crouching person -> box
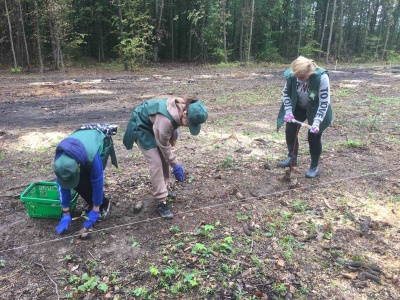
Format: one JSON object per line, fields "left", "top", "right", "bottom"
{"left": 54, "top": 124, "right": 118, "bottom": 234}
{"left": 123, "top": 96, "right": 208, "bottom": 219}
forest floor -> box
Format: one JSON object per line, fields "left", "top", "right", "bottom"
{"left": 0, "top": 63, "right": 399, "bottom": 300}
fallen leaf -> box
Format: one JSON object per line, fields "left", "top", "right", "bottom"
{"left": 71, "top": 265, "right": 79, "bottom": 272}
{"left": 277, "top": 259, "right": 285, "bottom": 267}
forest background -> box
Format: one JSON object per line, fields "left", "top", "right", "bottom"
{"left": 1, "top": 0, "right": 400, "bottom": 72}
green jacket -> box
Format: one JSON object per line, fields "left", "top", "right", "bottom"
{"left": 123, "top": 99, "right": 178, "bottom": 150}
{"left": 277, "top": 68, "right": 333, "bottom": 132}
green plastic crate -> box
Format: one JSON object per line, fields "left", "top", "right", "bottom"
{"left": 20, "top": 181, "right": 78, "bottom": 219}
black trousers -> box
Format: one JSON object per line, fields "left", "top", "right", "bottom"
{"left": 74, "top": 182, "right": 108, "bottom": 209}
{"left": 285, "top": 106, "right": 322, "bottom": 157}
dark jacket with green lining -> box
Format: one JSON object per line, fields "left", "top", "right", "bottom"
{"left": 277, "top": 68, "right": 333, "bottom": 133}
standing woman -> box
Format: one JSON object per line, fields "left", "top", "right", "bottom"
{"left": 276, "top": 56, "right": 333, "bottom": 178}
{"left": 123, "top": 96, "right": 208, "bottom": 219}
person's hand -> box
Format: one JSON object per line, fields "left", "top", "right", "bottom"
{"left": 56, "top": 213, "right": 71, "bottom": 234}
{"left": 83, "top": 210, "right": 99, "bottom": 229}
{"left": 174, "top": 129, "right": 179, "bottom": 140}
{"left": 173, "top": 164, "right": 185, "bottom": 182}
{"left": 310, "top": 125, "right": 320, "bottom": 134}
{"left": 284, "top": 113, "right": 295, "bottom": 122}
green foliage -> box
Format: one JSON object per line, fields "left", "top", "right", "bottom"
{"left": 170, "top": 225, "right": 181, "bottom": 234}
{"left": 196, "top": 224, "right": 215, "bottom": 237}
{"left": 273, "top": 282, "right": 287, "bottom": 295}
{"left": 345, "top": 139, "right": 363, "bottom": 148}
{"left": 236, "top": 212, "right": 251, "bottom": 220}
{"left": 0, "top": 259, "right": 5, "bottom": 267}
{"left": 386, "top": 50, "right": 400, "bottom": 62}
{"left": 133, "top": 287, "right": 147, "bottom": 297}
{"left": 69, "top": 273, "right": 108, "bottom": 293}
{"left": 10, "top": 66, "right": 22, "bottom": 73}
{"left": 149, "top": 265, "right": 159, "bottom": 276}
{"left": 219, "top": 155, "right": 234, "bottom": 168}
{"left": 162, "top": 264, "right": 178, "bottom": 279}
{"left": 131, "top": 236, "right": 140, "bottom": 248}
{"left": 299, "top": 40, "right": 321, "bottom": 58}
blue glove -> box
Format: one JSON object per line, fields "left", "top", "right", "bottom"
{"left": 174, "top": 129, "right": 179, "bottom": 140}
{"left": 83, "top": 210, "right": 99, "bottom": 229}
{"left": 56, "top": 213, "right": 71, "bottom": 234}
{"left": 173, "top": 164, "right": 185, "bottom": 182}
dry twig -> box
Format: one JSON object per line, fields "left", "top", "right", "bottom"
{"left": 210, "top": 250, "right": 252, "bottom": 267}
{"left": 34, "top": 262, "right": 60, "bottom": 300}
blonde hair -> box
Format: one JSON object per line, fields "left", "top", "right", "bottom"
{"left": 290, "top": 56, "right": 320, "bottom": 78}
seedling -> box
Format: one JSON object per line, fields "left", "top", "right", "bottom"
{"left": 219, "top": 155, "right": 234, "bottom": 168}
{"left": 273, "top": 282, "right": 287, "bottom": 295}
{"left": 170, "top": 225, "right": 181, "bottom": 233}
{"left": 69, "top": 273, "right": 108, "bottom": 293}
{"left": 149, "top": 265, "right": 159, "bottom": 276}
{"left": 236, "top": 212, "right": 251, "bottom": 220}
{"left": 131, "top": 236, "right": 140, "bottom": 248}
{"left": 196, "top": 224, "right": 215, "bottom": 237}
{"left": 162, "top": 265, "right": 178, "bottom": 279}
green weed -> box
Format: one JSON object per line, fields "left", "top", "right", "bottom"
{"left": 219, "top": 155, "right": 234, "bottom": 168}
{"left": 131, "top": 236, "right": 140, "bottom": 248}
{"left": 345, "top": 139, "right": 363, "bottom": 147}
{"left": 196, "top": 224, "right": 215, "bottom": 237}
{"left": 236, "top": 212, "right": 251, "bottom": 220}
{"left": 273, "top": 282, "right": 287, "bottom": 295}
{"left": 149, "top": 265, "right": 159, "bottom": 276}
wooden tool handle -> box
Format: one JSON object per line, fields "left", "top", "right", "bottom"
{"left": 293, "top": 120, "right": 312, "bottom": 129}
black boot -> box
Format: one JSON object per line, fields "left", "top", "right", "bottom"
{"left": 157, "top": 202, "right": 173, "bottom": 219}
{"left": 305, "top": 154, "right": 320, "bottom": 178}
{"left": 278, "top": 156, "right": 297, "bottom": 168}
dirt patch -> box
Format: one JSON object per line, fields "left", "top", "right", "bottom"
{"left": 0, "top": 64, "right": 399, "bottom": 299}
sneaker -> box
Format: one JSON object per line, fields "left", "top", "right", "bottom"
{"left": 99, "top": 201, "right": 111, "bottom": 220}
{"left": 157, "top": 202, "right": 173, "bottom": 219}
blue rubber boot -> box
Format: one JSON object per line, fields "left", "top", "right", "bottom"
{"left": 305, "top": 154, "right": 320, "bottom": 178}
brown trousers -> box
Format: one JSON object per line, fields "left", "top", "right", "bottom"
{"left": 138, "top": 143, "right": 169, "bottom": 203}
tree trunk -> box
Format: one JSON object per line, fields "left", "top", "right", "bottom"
{"left": 48, "top": 17, "right": 57, "bottom": 69}
{"left": 5, "top": 0, "right": 18, "bottom": 70}
{"left": 375, "top": 7, "right": 384, "bottom": 59}
{"left": 362, "top": 0, "right": 373, "bottom": 55}
{"left": 326, "top": 0, "right": 337, "bottom": 63}
{"left": 382, "top": 9, "right": 392, "bottom": 60}
{"left": 18, "top": 0, "right": 30, "bottom": 71}
{"left": 153, "top": 0, "right": 164, "bottom": 62}
{"left": 189, "top": 21, "right": 193, "bottom": 61}
{"left": 239, "top": 0, "right": 247, "bottom": 62}
{"left": 297, "top": 0, "right": 303, "bottom": 57}
{"left": 222, "top": 0, "right": 228, "bottom": 63}
{"left": 117, "top": 0, "right": 128, "bottom": 70}
{"left": 50, "top": 0, "right": 65, "bottom": 72}
{"left": 247, "top": 0, "right": 255, "bottom": 62}
{"left": 336, "top": 0, "right": 344, "bottom": 59}
{"left": 319, "top": 0, "right": 330, "bottom": 60}
{"left": 170, "top": 0, "right": 174, "bottom": 61}
{"left": 34, "top": 0, "right": 44, "bottom": 73}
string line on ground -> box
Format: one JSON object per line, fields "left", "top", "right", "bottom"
{"left": 1, "top": 166, "right": 398, "bottom": 254}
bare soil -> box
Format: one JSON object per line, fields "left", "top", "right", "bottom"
{"left": 0, "top": 63, "right": 399, "bottom": 300}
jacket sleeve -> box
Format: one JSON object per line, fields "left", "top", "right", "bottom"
{"left": 56, "top": 178, "right": 71, "bottom": 209}
{"left": 150, "top": 114, "right": 179, "bottom": 167}
{"left": 313, "top": 74, "right": 331, "bottom": 126}
{"left": 282, "top": 82, "right": 293, "bottom": 115}
{"left": 90, "top": 152, "right": 104, "bottom": 206}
